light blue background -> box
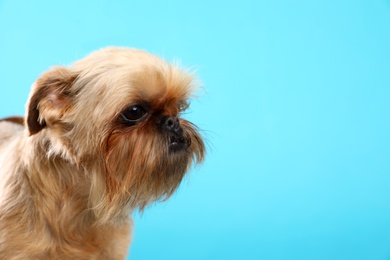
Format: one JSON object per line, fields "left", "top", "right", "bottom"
{"left": 1, "top": 1, "right": 390, "bottom": 259}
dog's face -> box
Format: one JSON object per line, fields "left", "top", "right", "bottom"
{"left": 25, "top": 47, "right": 205, "bottom": 217}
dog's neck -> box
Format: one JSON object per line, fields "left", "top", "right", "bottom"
{"left": 20, "top": 133, "right": 134, "bottom": 226}
{"left": 0, "top": 131, "right": 132, "bottom": 257}
{"left": 21, "top": 138, "right": 96, "bottom": 227}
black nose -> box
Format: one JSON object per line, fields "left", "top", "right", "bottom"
{"left": 161, "top": 116, "right": 188, "bottom": 152}
{"left": 161, "top": 116, "right": 182, "bottom": 135}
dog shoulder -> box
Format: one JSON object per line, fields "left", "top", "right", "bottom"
{"left": 0, "top": 117, "right": 25, "bottom": 147}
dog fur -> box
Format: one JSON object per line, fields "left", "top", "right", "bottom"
{"left": 0, "top": 47, "right": 205, "bottom": 259}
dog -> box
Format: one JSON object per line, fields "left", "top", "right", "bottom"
{"left": 0, "top": 47, "right": 205, "bottom": 259}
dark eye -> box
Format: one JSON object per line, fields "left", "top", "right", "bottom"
{"left": 121, "top": 105, "right": 147, "bottom": 124}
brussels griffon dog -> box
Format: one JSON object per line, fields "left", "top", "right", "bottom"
{"left": 0, "top": 47, "right": 205, "bottom": 259}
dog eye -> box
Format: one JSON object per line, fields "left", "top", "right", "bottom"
{"left": 121, "top": 105, "right": 147, "bottom": 124}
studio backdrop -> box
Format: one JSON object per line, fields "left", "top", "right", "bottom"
{"left": 1, "top": 1, "right": 390, "bottom": 259}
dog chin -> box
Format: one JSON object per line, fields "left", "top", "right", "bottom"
{"left": 169, "top": 141, "right": 188, "bottom": 153}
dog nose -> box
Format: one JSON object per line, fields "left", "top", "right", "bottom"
{"left": 161, "top": 116, "right": 181, "bottom": 134}
{"left": 161, "top": 116, "right": 188, "bottom": 151}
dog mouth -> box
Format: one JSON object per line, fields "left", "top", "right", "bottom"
{"left": 169, "top": 135, "right": 189, "bottom": 152}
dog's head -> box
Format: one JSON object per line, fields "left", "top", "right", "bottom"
{"left": 26, "top": 47, "right": 205, "bottom": 219}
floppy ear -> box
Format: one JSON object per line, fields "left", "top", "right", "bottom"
{"left": 26, "top": 67, "right": 78, "bottom": 136}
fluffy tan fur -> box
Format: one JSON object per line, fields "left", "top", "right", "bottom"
{"left": 0, "top": 47, "right": 205, "bottom": 259}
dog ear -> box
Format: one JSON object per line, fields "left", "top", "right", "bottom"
{"left": 26, "top": 67, "right": 78, "bottom": 136}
